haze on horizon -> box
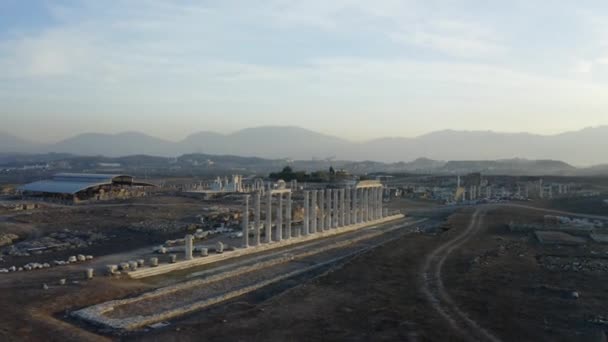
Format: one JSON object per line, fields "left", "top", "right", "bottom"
{"left": 2, "top": 1, "right": 608, "bottom": 143}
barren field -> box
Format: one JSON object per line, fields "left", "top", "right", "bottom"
{"left": 0, "top": 197, "right": 607, "bottom": 341}
{"left": 130, "top": 205, "right": 608, "bottom": 342}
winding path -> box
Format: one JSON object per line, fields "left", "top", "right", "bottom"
{"left": 420, "top": 208, "right": 501, "bottom": 342}
{"left": 419, "top": 203, "right": 607, "bottom": 341}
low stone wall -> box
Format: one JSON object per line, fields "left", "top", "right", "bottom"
{"left": 126, "top": 214, "right": 404, "bottom": 279}
{"left": 72, "top": 217, "right": 416, "bottom": 331}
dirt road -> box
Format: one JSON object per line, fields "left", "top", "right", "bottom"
{"left": 420, "top": 208, "right": 501, "bottom": 342}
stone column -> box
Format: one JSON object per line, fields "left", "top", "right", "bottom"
{"left": 378, "top": 187, "right": 383, "bottom": 218}
{"left": 369, "top": 188, "right": 374, "bottom": 220}
{"left": 371, "top": 188, "right": 376, "bottom": 220}
{"left": 377, "top": 187, "right": 382, "bottom": 219}
{"left": 310, "top": 190, "right": 317, "bottom": 234}
{"left": 363, "top": 188, "right": 369, "bottom": 222}
{"left": 276, "top": 193, "right": 283, "bottom": 241}
{"left": 339, "top": 189, "right": 345, "bottom": 227}
{"left": 332, "top": 189, "right": 339, "bottom": 228}
{"left": 242, "top": 195, "right": 249, "bottom": 248}
{"left": 371, "top": 187, "right": 377, "bottom": 220}
{"left": 345, "top": 187, "right": 351, "bottom": 226}
{"left": 325, "top": 189, "right": 332, "bottom": 230}
{"left": 352, "top": 188, "right": 358, "bottom": 224}
{"left": 303, "top": 191, "right": 309, "bottom": 236}
{"left": 254, "top": 191, "right": 261, "bottom": 245}
{"left": 318, "top": 189, "right": 325, "bottom": 231}
{"left": 265, "top": 191, "right": 272, "bottom": 243}
{"left": 359, "top": 188, "right": 364, "bottom": 222}
{"left": 286, "top": 192, "right": 292, "bottom": 240}
{"left": 185, "top": 234, "right": 194, "bottom": 260}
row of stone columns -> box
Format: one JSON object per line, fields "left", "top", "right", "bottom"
{"left": 302, "top": 186, "right": 384, "bottom": 233}
{"left": 241, "top": 186, "right": 384, "bottom": 249}
{"left": 244, "top": 191, "right": 294, "bottom": 248}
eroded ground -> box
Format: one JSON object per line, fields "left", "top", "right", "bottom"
{"left": 0, "top": 198, "right": 607, "bottom": 341}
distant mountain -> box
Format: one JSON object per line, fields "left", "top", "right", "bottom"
{"left": 47, "top": 132, "right": 177, "bottom": 157}
{"left": 2, "top": 125, "right": 608, "bottom": 165}
{"left": 2, "top": 151, "right": 606, "bottom": 176}
{"left": 0, "top": 132, "right": 41, "bottom": 153}
{"left": 180, "top": 126, "right": 350, "bottom": 159}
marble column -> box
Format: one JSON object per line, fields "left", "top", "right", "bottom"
{"left": 286, "top": 192, "right": 292, "bottom": 240}
{"left": 345, "top": 187, "right": 351, "bottom": 226}
{"left": 371, "top": 187, "right": 377, "bottom": 220}
{"left": 265, "top": 191, "right": 272, "bottom": 243}
{"left": 359, "top": 188, "right": 364, "bottom": 222}
{"left": 318, "top": 189, "right": 325, "bottom": 231}
{"left": 325, "top": 189, "right": 332, "bottom": 230}
{"left": 378, "top": 187, "right": 383, "bottom": 218}
{"left": 310, "top": 190, "right": 317, "bottom": 234}
{"left": 276, "top": 193, "right": 283, "bottom": 241}
{"left": 254, "top": 191, "right": 261, "bottom": 245}
{"left": 371, "top": 188, "right": 376, "bottom": 220}
{"left": 363, "top": 188, "right": 369, "bottom": 222}
{"left": 352, "top": 188, "right": 358, "bottom": 224}
{"left": 242, "top": 195, "right": 249, "bottom": 248}
{"left": 185, "top": 234, "right": 194, "bottom": 260}
{"left": 369, "top": 188, "right": 374, "bottom": 220}
{"left": 333, "top": 189, "right": 339, "bottom": 228}
{"left": 339, "top": 189, "right": 345, "bottom": 227}
{"left": 303, "top": 191, "right": 309, "bottom": 236}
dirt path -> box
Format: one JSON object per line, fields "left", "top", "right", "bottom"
{"left": 420, "top": 208, "right": 501, "bottom": 342}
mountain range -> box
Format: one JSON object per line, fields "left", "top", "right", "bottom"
{"left": 1, "top": 126, "right": 608, "bottom": 166}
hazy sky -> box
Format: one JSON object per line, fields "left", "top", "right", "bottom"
{"left": 2, "top": 1, "right": 608, "bottom": 143}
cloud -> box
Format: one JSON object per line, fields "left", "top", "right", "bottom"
{"left": 574, "top": 60, "right": 594, "bottom": 74}
{"left": 1, "top": 0, "right": 608, "bottom": 141}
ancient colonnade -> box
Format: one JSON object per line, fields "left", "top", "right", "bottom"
{"left": 239, "top": 183, "right": 385, "bottom": 249}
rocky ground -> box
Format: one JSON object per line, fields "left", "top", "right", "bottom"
{"left": 0, "top": 199, "right": 606, "bottom": 341}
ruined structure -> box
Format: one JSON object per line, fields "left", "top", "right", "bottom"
{"left": 18, "top": 173, "right": 156, "bottom": 203}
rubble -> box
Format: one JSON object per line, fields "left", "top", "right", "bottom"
{"left": 541, "top": 256, "right": 608, "bottom": 274}
{"left": 0, "top": 233, "right": 19, "bottom": 247}
{"left": 1, "top": 230, "right": 107, "bottom": 257}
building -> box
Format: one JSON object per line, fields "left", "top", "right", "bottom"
{"left": 210, "top": 175, "right": 243, "bottom": 193}
{"left": 19, "top": 173, "right": 156, "bottom": 203}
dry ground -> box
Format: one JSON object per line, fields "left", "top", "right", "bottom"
{"left": 131, "top": 206, "right": 608, "bottom": 342}
{"left": 0, "top": 200, "right": 607, "bottom": 341}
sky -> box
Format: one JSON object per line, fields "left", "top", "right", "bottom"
{"left": 2, "top": 0, "right": 608, "bottom": 143}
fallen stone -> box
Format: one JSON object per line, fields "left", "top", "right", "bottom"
{"left": 106, "top": 264, "right": 118, "bottom": 275}
{"left": 216, "top": 241, "right": 224, "bottom": 254}
{"left": 128, "top": 261, "right": 138, "bottom": 271}
{"left": 85, "top": 268, "right": 94, "bottom": 280}
{"left": 149, "top": 257, "right": 158, "bottom": 267}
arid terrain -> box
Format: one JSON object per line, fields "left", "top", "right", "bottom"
{"left": 0, "top": 193, "right": 606, "bottom": 341}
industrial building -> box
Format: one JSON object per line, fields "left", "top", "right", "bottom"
{"left": 19, "top": 173, "right": 156, "bottom": 203}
